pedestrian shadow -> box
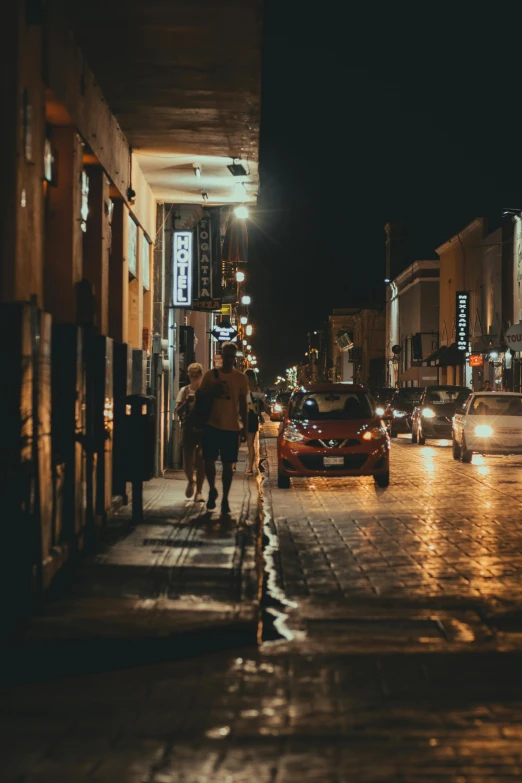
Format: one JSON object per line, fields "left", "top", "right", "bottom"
{"left": 194, "top": 511, "right": 237, "bottom": 538}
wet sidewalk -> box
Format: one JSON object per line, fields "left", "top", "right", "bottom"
{"left": 6, "top": 443, "right": 262, "bottom": 682}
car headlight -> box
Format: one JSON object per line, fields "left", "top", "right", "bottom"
{"left": 393, "top": 410, "right": 407, "bottom": 418}
{"left": 375, "top": 406, "right": 385, "bottom": 416}
{"left": 362, "top": 426, "right": 387, "bottom": 441}
{"left": 422, "top": 408, "right": 436, "bottom": 419}
{"left": 282, "top": 426, "right": 304, "bottom": 442}
{"left": 273, "top": 404, "right": 283, "bottom": 412}
{"left": 474, "top": 424, "right": 493, "bottom": 437}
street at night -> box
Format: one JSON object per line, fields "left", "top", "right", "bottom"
{"left": 4, "top": 424, "right": 522, "bottom": 781}
{"left": 4, "top": 2, "right": 522, "bottom": 781}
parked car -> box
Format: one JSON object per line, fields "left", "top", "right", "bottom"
{"left": 270, "top": 391, "right": 292, "bottom": 422}
{"left": 385, "top": 387, "right": 424, "bottom": 437}
{"left": 276, "top": 383, "right": 390, "bottom": 488}
{"left": 370, "top": 387, "right": 396, "bottom": 416}
{"left": 411, "top": 385, "right": 471, "bottom": 444}
{"left": 452, "top": 392, "right": 522, "bottom": 462}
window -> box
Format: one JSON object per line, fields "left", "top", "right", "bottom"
{"left": 141, "top": 232, "right": 150, "bottom": 290}
{"left": 469, "top": 395, "right": 522, "bottom": 417}
{"left": 127, "top": 214, "right": 137, "bottom": 277}
{"left": 292, "top": 391, "right": 373, "bottom": 421}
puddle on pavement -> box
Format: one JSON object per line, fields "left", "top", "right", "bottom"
{"left": 258, "top": 473, "right": 298, "bottom": 644}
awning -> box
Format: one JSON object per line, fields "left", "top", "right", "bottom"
{"left": 400, "top": 366, "right": 439, "bottom": 383}
{"left": 426, "top": 342, "right": 465, "bottom": 367}
{"left": 221, "top": 215, "right": 248, "bottom": 264}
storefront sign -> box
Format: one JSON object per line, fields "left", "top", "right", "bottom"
{"left": 505, "top": 322, "right": 522, "bottom": 348}
{"left": 211, "top": 322, "right": 238, "bottom": 342}
{"left": 221, "top": 304, "right": 231, "bottom": 317}
{"left": 196, "top": 217, "right": 212, "bottom": 298}
{"left": 189, "top": 298, "right": 222, "bottom": 312}
{"left": 173, "top": 231, "right": 193, "bottom": 306}
{"left": 456, "top": 291, "right": 470, "bottom": 351}
{"left": 468, "top": 353, "right": 483, "bottom": 367}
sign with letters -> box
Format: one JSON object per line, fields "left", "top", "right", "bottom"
{"left": 173, "top": 231, "right": 193, "bottom": 306}
{"left": 211, "top": 322, "right": 238, "bottom": 342}
{"left": 456, "top": 291, "right": 470, "bottom": 351}
{"left": 196, "top": 217, "right": 213, "bottom": 298}
{"left": 188, "top": 298, "right": 222, "bottom": 312}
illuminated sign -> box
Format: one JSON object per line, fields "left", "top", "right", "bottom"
{"left": 211, "top": 322, "right": 238, "bottom": 342}
{"left": 196, "top": 217, "right": 212, "bottom": 298}
{"left": 468, "top": 353, "right": 483, "bottom": 367}
{"left": 189, "top": 298, "right": 222, "bottom": 312}
{"left": 456, "top": 291, "right": 469, "bottom": 351}
{"left": 173, "top": 231, "right": 193, "bottom": 306}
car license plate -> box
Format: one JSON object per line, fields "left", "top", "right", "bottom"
{"left": 323, "top": 456, "right": 344, "bottom": 466}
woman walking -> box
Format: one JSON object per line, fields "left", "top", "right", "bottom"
{"left": 175, "top": 362, "right": 206, "bottom": 501}
{"left": 245, "top": 369, "right": 265, "bottom": 474}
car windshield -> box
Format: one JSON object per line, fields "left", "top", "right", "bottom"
{"left": 292, "top": 391, "right": 373, "bottom": 420}
{"left": 396, "top": 389, "right": 423, "bottom": 403}
{"left": 469, "top": 395, "right": 522, "bottom": 416}
{"left": 425, "top": 388, "right": 470, "bottom": 405}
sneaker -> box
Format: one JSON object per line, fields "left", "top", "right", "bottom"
{"left": 185, "top": 481, "right": 195, "bottom": 499}
{"left": 207, "top": 487, "right": 218, "bottom": 510}
{"left": 195, "top": 492, "right": 205, "bottom": 502}
{"left": 221, "top": 499, "right": 231, "bottom": 514}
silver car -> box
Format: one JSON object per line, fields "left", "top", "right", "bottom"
{"left": 452, "top": 392, "right": 522, "bottom": 463}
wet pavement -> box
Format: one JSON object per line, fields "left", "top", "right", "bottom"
{"left": 3, "top": 425, "right": 522, "bottom": 781}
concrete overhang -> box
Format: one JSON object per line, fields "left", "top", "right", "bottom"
{"left": 59, "top": 0, "right": 262, "bottom": 206}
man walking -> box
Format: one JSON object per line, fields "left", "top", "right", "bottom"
{"left": 200, "top": 342, "right": 248, "bottom": 514}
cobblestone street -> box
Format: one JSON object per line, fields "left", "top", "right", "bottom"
{"left": 3, "top": 424, "right": 522, "bottom": 781}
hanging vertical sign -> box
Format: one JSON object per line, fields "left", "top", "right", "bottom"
{"left": 456, "top": 291, "right": 470, "bottom": 351}
{"left": 173, "top": 231, "right": 193, "bottom": 306}
{"left": 196, "top": 216, "right": 213, "bottom": 298}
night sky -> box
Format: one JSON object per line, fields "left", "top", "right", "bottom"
{"left": 249, "top": 3, "right": 520, "bottom": 386}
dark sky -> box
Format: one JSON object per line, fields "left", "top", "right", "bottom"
{"left": 249, "top": 3, "right": 520, "bottom": 386}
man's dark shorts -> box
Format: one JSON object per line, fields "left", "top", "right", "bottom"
{"left": 203, "top": 426, "right": 240, "bottom": 463}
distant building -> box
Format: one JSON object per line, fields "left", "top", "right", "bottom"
{"left": 387, "top": 260, "right": 440, "bottom": 387}
{"left": 329, "top": 307, "right": 385, "bottom": 387}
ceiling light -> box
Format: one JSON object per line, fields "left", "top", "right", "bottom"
{"left": 227, "top": 158, "right": 248, "bottom": 177}
{"left": 234, "top": 205, "right": 249, "bottom": 219}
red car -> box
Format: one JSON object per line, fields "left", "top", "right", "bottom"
{"left": 276, "top": 384, "right": 390, "bottom": 488}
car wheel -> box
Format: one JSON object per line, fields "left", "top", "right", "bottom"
{"left": 461, "top": 436, "right": 472, "bottom": 463}
{"left": 277, "top": 469, "right": 290, "bottom": 489}
{"left": 452, "top": 437, "right": 461, "bottom": 460}
{"left": 411, "top": 425, "right": 418, "bottom": 444}
{"left": 374, "top": 470, "right": 390, "bottom": 488}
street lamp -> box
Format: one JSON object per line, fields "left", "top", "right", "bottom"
{"left": 236, "top": 271, "right": 245, "bottom": 282}
{"left": 241, "top": 295, "right": 251, "bottom": 305}
{"left": 240, "top": 316, "right": 248, "bottom": 325}
{"left": 246, "top": 324, "right": 253, "bottom": 336}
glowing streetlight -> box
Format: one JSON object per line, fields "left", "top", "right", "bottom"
{"left": 242, "top": 339, "right": 247, "bottom": 345}
{"left": 234, "top": 205, "right": 249, "bottom": 219}
{"left": 240, "top": 316, "right": 248, "bottom": 325}
{"left": 246, "top": 324, "right": 253, "bottom": 336}
{"left": 236, "top": 271, "right": 245, "bottom": 282}
{"left": 241, "top": 295, "right": 251, "bottom": 305}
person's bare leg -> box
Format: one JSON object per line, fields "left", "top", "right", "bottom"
{"left": 205, "top": 458, "right": 216, "bottom": 491}
{"left": 195, "top": 447, "right": 206, "bottom": 495}
{"left": 222, "top": 462, "right": 234, "bottom": 502}
{"left": 183, "top": 440, "right": 196, "bottom": 497}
